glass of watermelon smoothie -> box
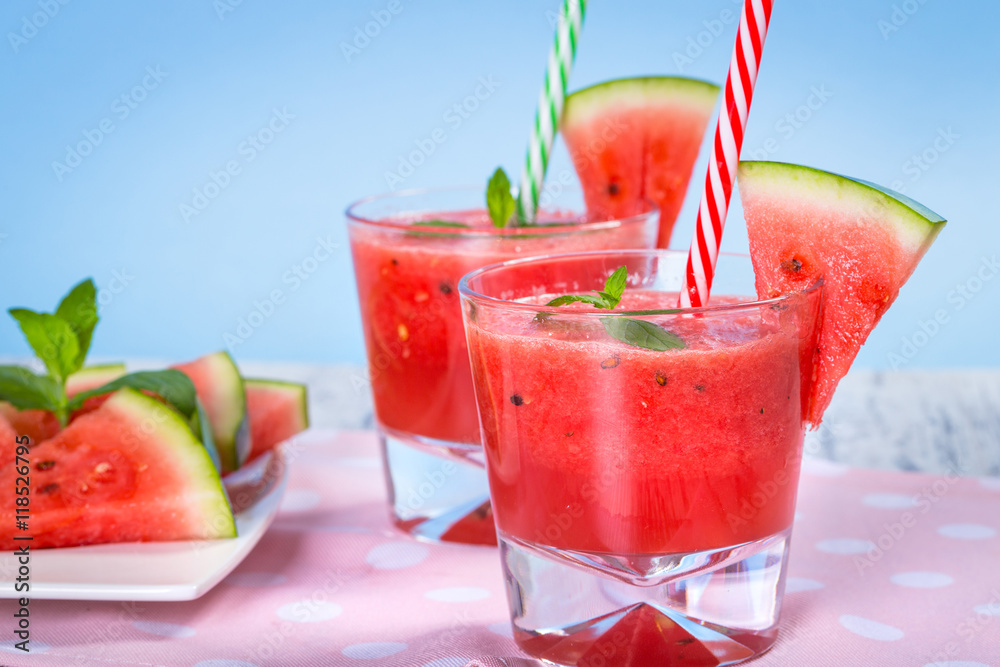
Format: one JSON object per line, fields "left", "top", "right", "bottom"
{"left": 346, "top": 187, "right": 658, "bottom": 545}
{"left": 459, "top": 249, "right": 822, "bottom": 665}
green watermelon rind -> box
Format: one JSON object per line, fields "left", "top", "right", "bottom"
{"left": 244, "top": 378, "right": 310, "bottom": 430}
{"left": 563, "top": 76, "right": 720, "bottom": 127}
{"left": 177, "top": 351, "right": 250, "bottom": 474}
{"left": 65, "top": 363, "right": 126, "bottom": 396}
{"left": 737, "top": 161, "right": 947, "bottom": 255}
{"left": 107, "top": 388, "right": 236, "bottom": 538}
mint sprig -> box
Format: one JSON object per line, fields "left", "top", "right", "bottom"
{"left": 487, "top": 167, "right": 517, "bottom": 228}
{"left": 541, "top": 265, "right": 687, "bottom": 352}
{"left": 1, "top": 280, "right": 199, "bottom": 429}
{"left": 545, "top": 266, "right": 627, "bottom": 309}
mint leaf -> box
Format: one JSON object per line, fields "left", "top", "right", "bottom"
{"left": 8, "top": 309, "right": 81, "bottom": 384}
{"left": 55, "top": 278, "right": 98, "bottom": 369}
{"left": 0, "top": 365, "right": 62, "bottom": 413}
{"left": 601, "top": 317, "right": 686, "bottom": 351}
{"left": 67, "top": 369, "right": 197, "bottom": 418}
{"left": 544, "top": 266, "right": 629, "bottom": 310}
{"left": 545, "top": 293, "right": 608, "bottom": 308}
{"left": 603, "top": 266, "right": 627, "bottom": 306}
{"left": 411, "top": 220, "right": 470, "bottom": 228}
{"left": 487, "top": 167, "right": 516, "bottom": 228}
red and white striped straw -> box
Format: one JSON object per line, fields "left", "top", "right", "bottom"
{"left": 679, "top": 0, "right": 774, "bottom": 308}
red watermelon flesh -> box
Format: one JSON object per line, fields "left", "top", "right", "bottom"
{"left": 0, "top": 388, "right": 235, "bottom": 550}
{"left": 245, "top": 378, "right": 308, "bottom": 460}
{"left": 739, "top": 161, "right": 945, "bottom": 425}
{"left": 0, "top": 404, "right": 59, "bottom": 445}
{"left": 561, "top": 76, "right": 719, "bottom": 248}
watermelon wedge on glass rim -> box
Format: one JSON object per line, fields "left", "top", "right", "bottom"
{"left": 738, "top": 161, "right": 946, "bottom": 425}
{"left": 561, "top": 76, "right": 719, "bottom": 248}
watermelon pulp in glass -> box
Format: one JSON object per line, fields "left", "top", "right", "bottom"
{"left": 466, "top": 290, "right": 819, "bottom": 554}
{"left": 348, "top": 200, "right": 657, "bottom": 447}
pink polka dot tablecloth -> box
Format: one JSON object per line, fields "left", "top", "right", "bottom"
{"left": 5, "top": 430, "right": 1000, "bottom": 667}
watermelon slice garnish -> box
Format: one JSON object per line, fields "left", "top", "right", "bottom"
{"left": 0, "top": 388, "right": 236, "bottom": 550}
{"left": 174, "top": 351, "right": 250, "bottom": 474}
{"left": 738, "top": 161, "right": 946, "bottom": 425}
{"left": 245, "top": 378, "right": 309, "bottom": 461}
{"left": 561, "top": 76, "right": 719, "bottom": 248}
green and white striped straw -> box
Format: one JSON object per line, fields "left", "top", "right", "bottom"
{"left": 516, "top": 0, "right": 587, "bottom": 223}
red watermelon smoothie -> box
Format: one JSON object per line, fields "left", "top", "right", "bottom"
{"left": 460, "top": 249, "right": 822, "bottom": 665}
{"left": 346, "top": 187, "right": 657, "bottom": 545}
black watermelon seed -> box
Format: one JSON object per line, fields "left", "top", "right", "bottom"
{"left": 565, "top": 431, "right": 574, "bottom": 437}
{"left": 510, "top": 394, "right": 524, "bottom": 406}
{"left": 391, "top": 258, "right": 399, "bottom": 266}
{"left": 608, "top": 183, "right": 620, "bottom": 196}
{"left": 780, "top": 258, "right": 803, "bottom": 273}
{"left": 655, "top": 371, "right": 668, "bottom": 386}
{"left": 39, "top": 483, "right": 58, "bottom": 494}
{"left": 36, "top": 460, "right": 55, "bottom": 471}
{"left": 439, "top": 282, "right": 453, "bottom": 295}
{"left": 694, "top": 384, "right": 706, "bottom": 392}
{"left": 601, "top": 355, "right": 621, "bottom": 369}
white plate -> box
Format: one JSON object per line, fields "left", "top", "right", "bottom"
{"left": 0, "top": 446, "right": 288, "bottom": 601}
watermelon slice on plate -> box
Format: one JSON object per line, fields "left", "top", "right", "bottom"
{"left": 0, "top": 388, "right": 235, "bottom": 550}
{"left": 738, "top": 161, "right": 946, "bottom": 425}
{"left": 174, "top": 351, "right": 250, "bottom": 474}
{"left": 244, "top": 378, "right": 309, "bottom": 460}
{"left": 561, "top": 76, "right": 719, "bottom": 248}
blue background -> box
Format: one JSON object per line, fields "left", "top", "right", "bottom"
{"left": 1, "top": 0, "right": 997, "bottom": 369}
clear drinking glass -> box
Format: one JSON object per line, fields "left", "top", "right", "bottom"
{"left": 346, "top": 188, "right": 658, "bottom": 545}
{"left": 460, "top": 249, "right": 822, "bottom": 664}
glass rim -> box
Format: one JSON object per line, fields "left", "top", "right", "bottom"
{"left": 458, "top": 248, "right": 824, "bottom": 318}
{"left": 344, "top": 185, "right": 659, "bottom": 237}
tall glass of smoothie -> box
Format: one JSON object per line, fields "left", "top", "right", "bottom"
{"left": 460, "top": 249, "right": 822, "bottom": 665}
{"left": 347, "top": 187, "right": 658, "bottom": 545}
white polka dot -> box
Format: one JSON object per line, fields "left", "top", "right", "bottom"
{"left": 891, "top": 572, "right": 954, "bottom": 588}
{"left": 226, "top": 572, "right": 288, "bottom": 587}
{"left": 279, "top": 489, "right": 321, "bottom": 513}
{"left": 366, "top": 542, "right": 429, "bottom": 570}
{"left": 487, "top": 620, "right": 513, "bottom": 638}
{"left": 979, "top": 477, "right": 1000, "bottom": 492}
{"left": 802, "top": 458, "right": 850, "bottom": 477}
{"left": 816, "top": 538, "right": 875, "bottom": 555}
{"left": 424, "top": 587, "right": 491, "bottom": 602}
{"left": 973, "top": 602, "right": 1000, "bottom": 617}
{"left": 863, "top": 493, "right": 918, "bottom": 509}
{"left": 195, "top": 661, "right": 261, "bottom": 667}
{"left": 785, "top": 577, "right": 825, "bottom": 593}
{"left": 337, "top": 457, "right": 381, "bottom": 469}
{"left": 924, "top": 662, "right": 992, "bottom": 667}
{"left": 0, "top": 640, "right": 50, "bottom": 653}
{"left": 838, "top": 615, "right": 904, "bottom": 641}
{"left": 341, "top": 642, "right": 408, "bottom": 659}
{"left": 276, "top": 600, "right": 343, "bottom": 623}
{"left": 938, "top": 524, "right": 997, "bottom": 540}
{"left": 132, "top": 621, "right": 196, "bottom": 638}
{"left": 423, "top": 659, "right": 471, "bottom": 667}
